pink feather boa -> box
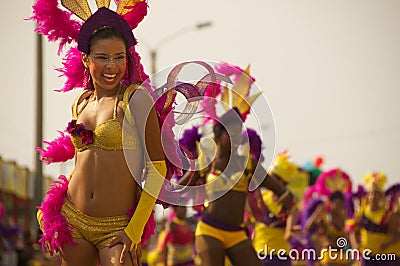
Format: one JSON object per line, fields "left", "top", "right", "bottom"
{"left": 36, "top": 131, "right": 75, "bottom": 164}
{"left": 38, "top": 175, "right": 74, "bottom": 255}
{"left": 38, "top": 175, "right": 157, "bottom": 255}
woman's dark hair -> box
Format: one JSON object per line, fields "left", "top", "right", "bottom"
{"left": 213, "top": 107, "right": 242, "bottom": 139}
{"left": 89, "top": 26, "right": 128, "bottom": 53}
{"left": 329, "top": 190, "right": 345, "bottom": 202}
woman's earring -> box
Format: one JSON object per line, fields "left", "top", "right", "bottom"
{"left": 83, "top": 67, "right": 91, "bottom": 89}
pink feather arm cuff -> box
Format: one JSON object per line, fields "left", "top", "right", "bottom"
{"left": 36, "top": 131, "right": 75, "bottom": 164}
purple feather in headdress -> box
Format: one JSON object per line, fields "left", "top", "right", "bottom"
{"left": 242, "top": 128, "right": 264, "bottom": 162}
{"left": 302, "top": 198, "right": 324, "bottom": 266}
{"left": 35, "top": 131, "right": 75, "bottom": 164}
{"left": 385, "top": 183, "right": 400, "bottom": 198}
{"left": 302, "top": 185, "right": 322, "bottom": 208}
{"left": 344, "top": 192, "right": 355, "bottom": 219}
{"left": 177, "top": 126, "right": 202, "bottom": 176}
{"left": 301, "top": 197, "right": 325, "bottom": 232}
{"left": 353, "top": 185, "right": 366, "bottom": 201}
{"left": 179, "top": 126, "right": 202, "bottom": 159}
{"left": 301, "top": 197, "right": 325, "bottom": 260}
{"left": 385, "top": 183, "right": 400, "bottom": 211}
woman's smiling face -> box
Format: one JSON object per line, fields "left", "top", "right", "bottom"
{"left": 85, "top": 36, "right": 127, "bottom": 91}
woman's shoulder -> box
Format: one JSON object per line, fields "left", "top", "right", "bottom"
{"left": 74, "top": 89, "right": 93, "bottom": 105}
{"left": 72, "top": 89, "right": 93, "bottom": 117}
{"left": 124, "top": 83, "right": 150, "bottom": 97}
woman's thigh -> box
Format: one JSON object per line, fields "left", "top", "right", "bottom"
{"left": 195, "top": 235, "right": 226, "bottom": 266}
{"left": 59, "top": 238, "right": 98, "bottom": 266}
{"left": 99, "top": 244, "right": 134, "bottom": 266}
{"left": 226, "top": 239, "right": 263, "bottom": 266}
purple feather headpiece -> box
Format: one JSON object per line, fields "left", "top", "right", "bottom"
{"left": 386, "top": 183, "right": 400, "bottom": 211}
{"left": 242, "top": 128, "right": 264, "bottom": 162}
{"left": 179, "top": 126, "right": 202, "bottom": 159}
{"left": 30, "top": 0, "right": 149, "bottom": 92}
{"left": 78, "top": 7, "right": 136, "bottom": 54}
{"left": 301, "top": 197, "right": 325, "bottom": 231}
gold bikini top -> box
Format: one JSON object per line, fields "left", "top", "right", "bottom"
{"left": 69, "top": 85, "right": 141, "bottom": 152}
{"left": 205, "top": 159, "right": 253, "bottom": 195}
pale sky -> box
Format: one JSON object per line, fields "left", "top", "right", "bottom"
{"left": 1, "top": 0, "right": 399, "bottom": 187}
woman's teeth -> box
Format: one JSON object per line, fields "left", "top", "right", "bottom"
{"left": 103, "top": 73, "right": 117, "bottom": 80}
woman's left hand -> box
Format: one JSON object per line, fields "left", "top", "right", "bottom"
{"left": 108, "top": 230, "right": 142, "bottom": 265}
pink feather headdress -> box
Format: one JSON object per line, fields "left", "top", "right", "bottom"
{"left": 200, "top": 62, "right": 259, "bottom": 124}
{"left": 31, "top": 0, "right": 149, "bottom": 163}
{"left": 30, "top": 0, "right": 149, "bottom": 92}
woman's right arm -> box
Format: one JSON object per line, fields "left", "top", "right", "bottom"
{"left": 252, "top": 162, "right": 294, "bottom": 210}
{"left": 110, "top": 87, "right": 166, "bottom": 264}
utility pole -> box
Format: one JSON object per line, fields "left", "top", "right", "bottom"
{"left": 34, "top": 30, "right": 43, "bottom": 210}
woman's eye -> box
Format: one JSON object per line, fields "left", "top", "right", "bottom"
{"left": 116, "top": 55, "right": 126, "bottom": 61}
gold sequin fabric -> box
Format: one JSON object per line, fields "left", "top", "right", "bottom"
{"left": 71, "top": 85, "right": 141, "bottom": 152}
{"left": 61, "top": 0, "right": 92, "bottom": 21}
{"left": 61, "top": 199, "right": 130, "bottom": 249}
{"left": 95, "top": 0, "right": 111, "bottom": 9}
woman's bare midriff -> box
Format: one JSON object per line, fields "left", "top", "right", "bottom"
{"left": 205, "top": 190, "right": 247, "bottom": 226}
{"left": 67, "top": 149, "right": 142, "bottom": 217}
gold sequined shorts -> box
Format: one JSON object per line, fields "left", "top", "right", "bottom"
{"left": 61, "top": 199, "right": 130, "bottom": 249}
